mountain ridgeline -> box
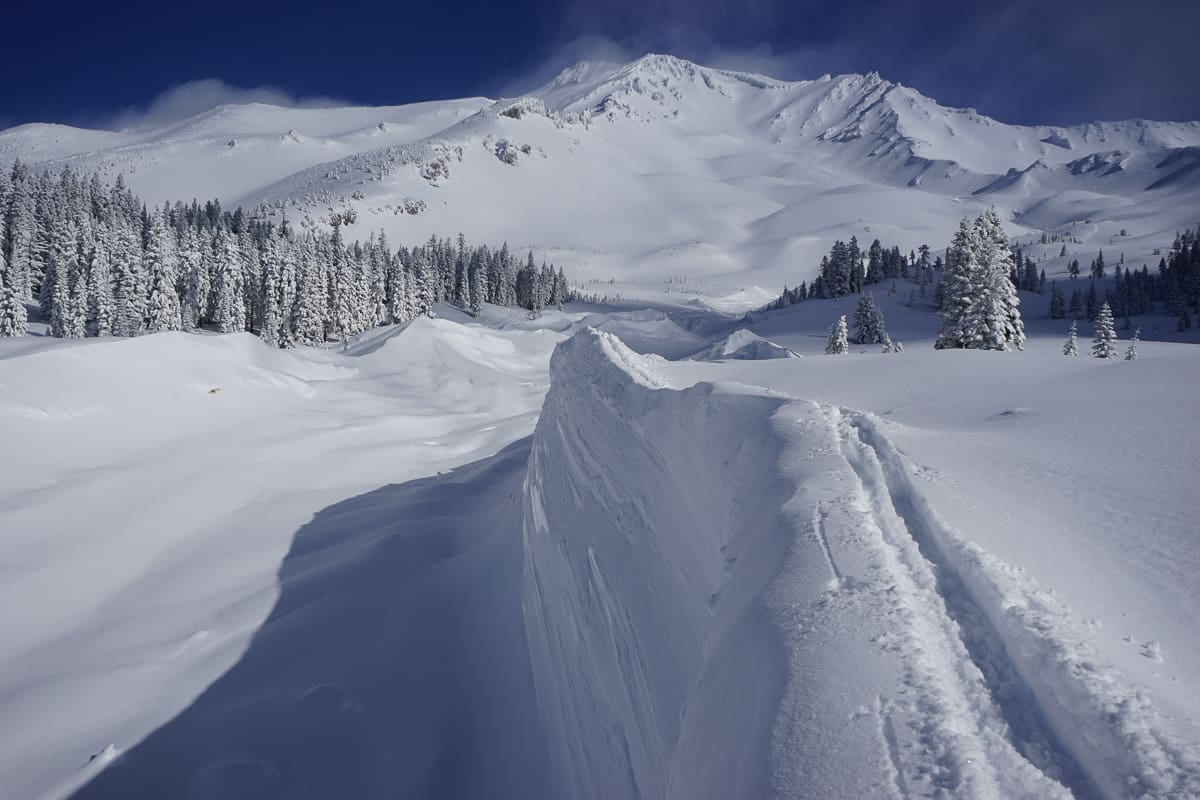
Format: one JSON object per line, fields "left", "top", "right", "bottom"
{"left": 2, "top": 54, "right": 1197, "bottom": 296}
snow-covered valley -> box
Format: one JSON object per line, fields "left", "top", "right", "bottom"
{"left": 2, "top": 54, "right": 1199, "bottom": 799}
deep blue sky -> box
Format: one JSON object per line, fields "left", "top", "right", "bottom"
{"left": 3, "top": 0, "right": 1197, "bottom": 130}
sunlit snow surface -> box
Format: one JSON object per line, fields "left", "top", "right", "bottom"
{"left": 2, "top": 293, "right": 1198, "bottom": 799}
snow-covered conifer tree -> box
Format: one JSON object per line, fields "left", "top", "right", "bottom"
{"left": 277, "top": 236, "right": 298, "bottom": 347}
{"left": 143, "top": 210, "right": 181, "bottom": 333}
{"left": 85, "top": 239, "right": 115, "bottom": 337}
{"left": 214, "top": 231, "right": 246, "bottom": 333}
{"left": 258, "top": 235, "right": 282, "bottom": 347}
{"left": 411, "top": 249, "right": 434, "bottom": 318}
{"left": 112, "top": 224, "right": 146, "bottom": 337}
{"left": 1091, "top": 302, "right": 1118, "bottom": 359}
{"left": 825, "top": 315, "right": 849, "bottom": 354}
{"left": 179, "top": 228, "right": 207, "bottom": 331}
{"left": 935, "top": 217, "right": 979, "bottom": 349}
{"left": 969, "top": 209, "right": 1025, "bottom": 350}
{"left": 853, "top": 292, "right": 887, "bottom": 344}
{"left": 1063, "top": 321, "right": 1079, "bottom": 356}
{"left": 5, "top": 164, "right": 37, "bottom": 300}
{"left": 0, "top": 282, "right": 27, "bottom": 337}
{"left": 936, "top": 210, "right": 1023, "bottom": 350}
{"left": 1124, "top": 328, "right": 1140, "bottom": 361}
{"left": 292, "top": 236, "right": 326, "bottom": 345}
{"left": 145, "top": 266, "right": 182, "bottom": 333}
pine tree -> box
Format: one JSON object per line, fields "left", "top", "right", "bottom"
{"left": 146, "top": 266, "right": 182, "bottom": 333}
{"left": 969, "top": 209, "right": 1025, "bottom": 350}
{"left": 853, "top": 291, "right": 889, "bottom": 345}
{"left": 179, "top": 228, "right": 207, "bottom": 331}
{"left": 1047, "top": 282, "right": 1065, "bottom": 319}
{"left": 112, "top": 226, "right": 146, "bottom": 337}
{"left": 0, "top": 282, "right": 27, "bottom": 337}
{"left": 935, "top": 210, "right": 1024, "bottom": 350}
{"left": 1068, "top": 290, "right": 1083, "bottom": 320}
{"left": 467, "top": 250, "right": 483, "bottom": 317}
{"left": 825, "top": 315, "right": 849, "bottom": 354}
{"left": 1124, "top": 328, "right": 1140, "bottom": 361}
{"left": 258, "top": 235, "right": 283, "bottom": 347}
{"left": 143, "top": 210, "right": 181, "bottom": 333}
{"left": 935, "top": 217, "right": 979, "bottom": 349}
{"left": 1090, "top": 302, "right": 1118, "bottom": 359}
{"left": 214, "top": 231, "right": 246, "bottom": 333}
{"left": 1063, "top": 321, "right": 1079, "bottom": 356}
{"left": 5, "top": 164, "right": 38, "bottom": 300}
{"left": 85, "top": 239, "right": 115, "bottom": 336}
{"left": 293, "top": 236, "right": 326, "bottom": 345}
{"left": 277, "top": 236, "right": 298, "bottom": 347}
{"left": 411, "top": 249, "right": 434, "bottom": 318}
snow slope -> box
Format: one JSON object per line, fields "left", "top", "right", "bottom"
{"left": 0, "top": 319, "right": 561, "bottom": 800}
{"left": 2, "top": 298, "right": 1198, "bottom": 798}
{"left": 4, "top": 54, "right": 1198, "bottom": 299}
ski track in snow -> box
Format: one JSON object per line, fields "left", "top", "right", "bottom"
{"left": 837, "top": 411, "right": 1199, "bottom": 800}
{"left": 833, "top": 407, "right": 1086, "bottom": 798}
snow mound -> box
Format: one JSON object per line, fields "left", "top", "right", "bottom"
{"left": 690, "top": 328, "right": 798, "bottom": 361}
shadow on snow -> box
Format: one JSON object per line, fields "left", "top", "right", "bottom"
{"left": 73, "top": 438, "right": 550, "bottom": 800}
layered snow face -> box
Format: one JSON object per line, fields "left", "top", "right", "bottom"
{"left": 522, "top": 329, "right": 801, "bottom": 799}
{"left": 4, "top": 55, "right": 1199, "bottom": 298}
{"left": 521, "top": 327, "right": 1200, "bottom": 799}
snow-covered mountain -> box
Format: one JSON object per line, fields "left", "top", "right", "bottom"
{"left": 4, "top": 54, "right": 1198, "bottom": 295}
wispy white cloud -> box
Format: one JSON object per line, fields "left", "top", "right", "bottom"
{"left": 102, "top": 79, "right": 348, "bottom": 131}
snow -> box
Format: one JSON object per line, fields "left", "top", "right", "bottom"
{"left": 4, "top": 55, "right": 1198, "bottom": 300}
{"left": 3, "top": 290, "right": 1199, "bottom": 799}
{"left": 525, "top": 326, "right": 1200, "bottom": 798}
{"left": 690, "top": 328, "right": 798, "bottom": 360}
{"left": 2, "top": 52, "right": 1199, "bottom": 800}
{"left": 0, "top": 319, "right": 560, "bottom": 799}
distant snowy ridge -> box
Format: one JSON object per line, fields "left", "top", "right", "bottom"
{"left": 4, "top": 54, "right": 1199, "bottom": 294}
{"left": 522, "top": 327, "right": 1200, "bottom": 799}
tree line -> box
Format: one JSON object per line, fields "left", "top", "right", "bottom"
{"left": 768, "top": 210, "right": 1200, "bottom": 353}
{"left": 0, "top": 162, "right": 572, "bottom": 342}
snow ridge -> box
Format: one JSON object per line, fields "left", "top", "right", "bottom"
{"left": 522, "top": 328, "right": 1200, "bottom": 798}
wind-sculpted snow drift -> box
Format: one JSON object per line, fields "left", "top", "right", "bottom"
{"left": 521, "top": 328, "right": 1200, "bottom": 799}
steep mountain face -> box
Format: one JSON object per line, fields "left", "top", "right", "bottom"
{"left": 4, "top": 54, "right": 1198, "bottom": 294}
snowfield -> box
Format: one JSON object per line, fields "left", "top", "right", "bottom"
{"left": 2, "top": 296, "right": 1198, "bottom": 799}
{"left": 2, "top": 53, "right": 1199, "bottom": 800}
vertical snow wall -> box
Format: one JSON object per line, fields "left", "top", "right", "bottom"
{"left": 521, "top": 328, "right": 802, "bottom": 799}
